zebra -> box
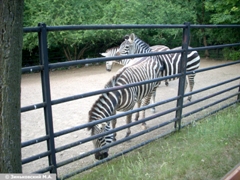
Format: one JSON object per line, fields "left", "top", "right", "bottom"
{"left": 100, "top": 45, "right": 170, "bottom": 114}
{"left": 88, "top": 55, "right": 164, "bottom": 160}
{"left": 100, "top": 45, "right": 169, "bottom": 73}
{"left": 115, "top": 33, "right": 201, "bottom": 101}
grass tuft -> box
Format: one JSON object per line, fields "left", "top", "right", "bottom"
{"left": 73, "top": 105, "right": 240, "bottom": 180}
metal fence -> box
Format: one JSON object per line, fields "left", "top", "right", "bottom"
{"left": 21, "top": 23, "right": 240, "bottom": 179}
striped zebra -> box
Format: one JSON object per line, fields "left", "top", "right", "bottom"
{"left": 100, "top": 45, "right": 169, "bottom": 73}
{"left": 100, "top": 45, "right": 170, "bottom": 114}
{"left": 116, "top": 33, "right": 201, "bottom": 101}
{"left": 88, "top": 55, "right": 164, "bottom": 160}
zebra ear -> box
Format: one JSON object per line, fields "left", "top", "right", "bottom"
{"left": 129, "top": 33, "right": 135, "bottom": 43}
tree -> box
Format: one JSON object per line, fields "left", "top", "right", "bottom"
{"left": 23, "top": 0, "right": 197, "bottom": 62}
{"left": 22, "top": 0, "right": 239, "bottom": 62}
{"left": 0, "top": 0, "right": 24, "bottom": 172}
{"left": 205, "top": 0, "right": 240, "bottom": 60}
{"left": 23, "top": 0, "right": 106, "bottom": 61}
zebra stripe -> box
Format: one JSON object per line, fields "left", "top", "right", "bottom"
{"left": 116, "top": 33, "right": 201, "bottom": 101}
{"left": 101, "top": 45, "right": 170, "bottom": 113}
{"left": 101, "top": 45, "right": 170, "bottom": 72}
{"left": 88, "top": 56, "right": 163, "bottom": 160}
{"left": 90, "top": 122, "right": 114, "bottom": 160}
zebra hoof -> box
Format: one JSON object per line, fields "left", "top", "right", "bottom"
{"left": 125, "top": 131, "right": 131, "bottom": 138}
{"left": 134, "top": 117, "right": 139, "bottom": 121}
{"left": 187, "top": 97, "right": 192, "bottom": 101}
{"left": 165, "top": 82, "right": 169, "bottom": 86}
{"left": 142, "top": 125, "right": 148, "bottom": 130}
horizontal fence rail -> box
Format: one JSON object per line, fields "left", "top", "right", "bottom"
{"left": 22, "top": 44, "right": 240, "bottom": 73}
{"left": 21, "top": 23, "right": 240, "bottom": 179}
{"left": 23, "top": 24, "right": 240, "bottom": 33}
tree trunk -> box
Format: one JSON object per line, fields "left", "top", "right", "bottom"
{"left": 201, "top": 0, "right": 209, "bottom": 58}
{"left": 0, "top": 0, "right": 24, "bottom": 173}
{"left": 202, "top": 32, "right": 209, "bottom": 58}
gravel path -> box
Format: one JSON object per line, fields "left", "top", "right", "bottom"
{"left": 21, "top": 59, "right": 240, "bottom": 176}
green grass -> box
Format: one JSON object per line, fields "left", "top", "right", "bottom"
{"left": 74, "top": 105, "right": 240, "bottom": 180}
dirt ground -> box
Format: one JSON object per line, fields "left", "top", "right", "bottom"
{"left": 20, "top": 59, "right": 240, "bottom": 176}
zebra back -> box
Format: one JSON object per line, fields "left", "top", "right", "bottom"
{"left": 91, "top": 55, "right": 162, "bottom": 116}
{"left": 100, "top": 46, "right": 119, "bottom": 57}
{"left": 150, "top": 45, "right": 170, "bottom": 52}
{"left": 171, "top": 46, "right": 200, "bottom": 71}
{"left": 117, "top": 33, "right": 201, "bottom": 79}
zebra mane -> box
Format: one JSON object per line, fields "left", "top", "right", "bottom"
{"left": 136, "top": 38, "right": 150, "bottom": 48}
{"left": 88, "top": 68, "right": 127, "bottom": 130}
{"left": 88, "top": 94, "right": 104, "bottom": 130}
{"left": 104, "top": 67, "right": 127, "bottom": 88}
{"left": 128, "top": 33, "right": 150, "bottom": 49}
{"left": 88, "top": 93, "right": 110, "bottom": 131}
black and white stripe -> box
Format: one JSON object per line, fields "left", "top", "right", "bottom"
{"left": 88, "top": 55, "right": 164, "bottom": 160}
{"left": 89, "top": 122, "right": 114, "bottom": 160}
{"left": 116, "top": 33, "right": 201, "bottom": 101}
{"left": 100, "top": 45, "right": 170, "bottom": 72}
{"left": 101, "top": 45, "right": 170, "bottom": 113}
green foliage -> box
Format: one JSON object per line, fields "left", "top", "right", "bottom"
{"left": 23, "top": 0, "right": 105, "bottom": 50}
{"left": 206, "top": 0, "right": 240, "bottom": 24}
{"left": 23, "top": 0, "right": 195, "bottom": 50}
{"left": 95, "top": 0, "right": 196, "bottom": 47}
{"left": 204, "top": 0, "right": 240, "bottom": 45}
{"left": 76, "top": 105, "right": 240, "bottom": 180}
{"left": 23, "top": 0, "right": 240, "bottom": 63}
{"left": 223, "top": 48, "right": 240, "bottom": 61}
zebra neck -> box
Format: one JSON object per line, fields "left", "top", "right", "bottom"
{"left": 135, "top": 38, "right": 152, "bottom": 54}
{"left": 90, "top": 91, "right": 120, "bottom": 121}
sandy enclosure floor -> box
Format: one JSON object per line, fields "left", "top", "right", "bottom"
{"left": 21, "top": 59, "right": 240, "bottom": 176}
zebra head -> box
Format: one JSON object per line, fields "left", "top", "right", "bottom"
{"left": 115, "top": 33, "right": 137, "bottom": 56}
{"left": 105, "top": 61, "right": 114, "bottom": 72}
{"left": 88, "top": 121, "right": 114, "bottom": 160}
{"left": 100, "top": 52, "right": 115, "bottom": 72}
{"left": 100, "top": 47, "right": 120, "bottom": 71}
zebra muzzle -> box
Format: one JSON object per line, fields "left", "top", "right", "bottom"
{"left": 95, "top": 152, "right": 109, "bottom": 160}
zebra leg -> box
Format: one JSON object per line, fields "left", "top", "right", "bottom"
{"left": 187, "top": 74, "right": 195, "bottom": 101}
{"left": 140, "top": 109, "right": 147, "bottom": 130}
{"left": 125, "top": 114, "right": 132, "bottom": 138}
{"left": 134, "top": 101, "right": 141, "bottom": 121}
{"left": 111, "top": 118, "right": 117, "bottom": 141}
{"left": 184, "top": 77, "right": 188, "bottom": 101}
{"left": 165, "top": 80, "right": 169, "bottom": 86}
{"left": 139, "top": 92, "right": 155, "bottom": 130}
{"left": 134, "top": 100, "right": 148, "bottom": 130}
{"left": 151, "top": 89, "right": 156, "bottom": 113}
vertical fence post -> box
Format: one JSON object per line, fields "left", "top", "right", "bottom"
{"left": 174, "top": 22, "right": 191, "bottom": 130}
{"left": 38, "top": 23, "right": 57, "bottom": 175}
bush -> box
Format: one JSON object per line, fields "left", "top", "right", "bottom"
{"left": 223, "top": 48, "right": 240, "bottom": 61}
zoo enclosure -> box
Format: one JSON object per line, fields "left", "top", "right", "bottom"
{"left": 21, "top": 23, "right": 240, "bottom": 179}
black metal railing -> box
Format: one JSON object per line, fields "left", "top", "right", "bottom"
{"left": 21, "top": 23, "right": 240, "bottom": 179}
